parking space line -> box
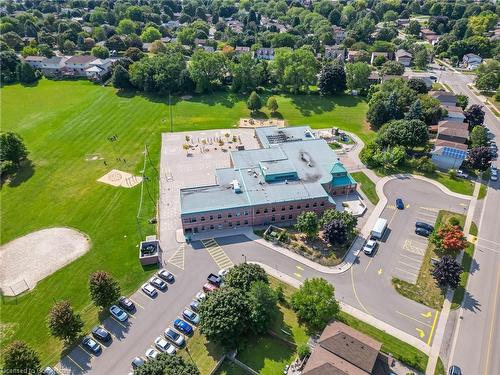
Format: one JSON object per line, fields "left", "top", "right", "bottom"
{"left": 395, "top": 311, "right": 432, "bottom": 328}
{"left": 397, "top": 260, "right": 421, "bottom": 270}
{"left": 416, "top": 211, "right": 438, "bottom": 218}
{"left": 66, "top": 354, "right": 85, "bottom": 371}
{"left": 110, "top": 316, "right": 128, "bottom": 329}
{"left": 400, "top": 253, "right": 423, "bottom": 262}
{"left": 78, "top": 345, "right": 95, "bottom": 357}
{"left": 201, "top": 238, "right": 234, "bottom": 270}
{"left": 394, "top": 267, "right": 418, "bottom": 277}
{"left": 129, "top": 298, "right": 145, "bottom": 309}
{"left": 419, "top": 206, "right": 439, "bottom": 213}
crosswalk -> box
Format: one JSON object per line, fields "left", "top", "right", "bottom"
{"left": 200, "top": 238, "right": 234, "bottom": 270}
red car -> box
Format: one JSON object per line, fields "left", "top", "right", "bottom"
{"left": 202, "top": 282, "right": 218, "bottom": 293}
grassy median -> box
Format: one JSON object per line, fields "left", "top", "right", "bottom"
{"left": 351, "top": 171, "right": 379, "bottom": 205}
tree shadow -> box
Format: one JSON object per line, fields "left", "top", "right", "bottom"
{"left": 20, "top": 80, "right": 41, "bottom": 88}
{"left": 6, "top": 160, "right": 35, "bottom": 188}
{"left": 461, "top": 290, "right": 481, "bottom": 313}
{"left": 269, "top": 111, "right": 284, "bottom": 119}
{"left": 250, "top": 110, "right": 268, "bottom": 119}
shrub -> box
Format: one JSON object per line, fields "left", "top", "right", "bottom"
{"left": 297, "top": 343, "right": 311, "bottom": 359}
{"left": 449, "top": 217, "right": 460, "bottom": 227}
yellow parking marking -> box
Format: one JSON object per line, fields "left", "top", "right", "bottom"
{"left": 416, "top": 328, "right": 425, "bottom": 338}
{"left": 294, "top": 273, "right": 302, "bottom": 278}
{"left": 377, "top": 268, "right": 383, "bottom": 275}
{"left": 459, "top": 203, "right": 468, "bottom": 207}
{"left": 128, "top": 298, "right": 144, "bottom": 309}
{"left": 110, "top": 316, "right": 128, "bottom": 329}
{"left": 419, "top": 206, "right": 439, "bottom": 213}
{"left": 403, "top": 240, "right": 426, "bottom": 256}
{"left": 201, "top": 238, "right": 234, "bottom": 270}
{"left": 296, "top": 265, "right": 304, "bottom": 271}
{"left": 396, "top": 311, "right": 432, "bottom": 328}
{"left": 387, "top": 204, "right": 396, "bottom": 210}
{"left": 427, "top": 310, "right": 440, "bottom": 345}
{"left": 421, "top": 311, "right": 433, "bottom": 318}
{"left": 364, "top": 258, "right": 373, "bottom": 272}
{"left": 128, "top": 313, "right": 136, "bottom": 319}
{"left": 66, "top": 354, "right": 85, "bottom": 371}
{"left": 168, "top": 244, "right": 185, "bottom": 270}
{"left": 405, "top": 203, "right": 410, "bottom": 208}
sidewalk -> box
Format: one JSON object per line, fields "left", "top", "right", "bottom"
{"left": 425, "top": 181, "right": 480, "bottom": 375}
{"left": 255, "top": 262, "right": 431, "bottom": 355}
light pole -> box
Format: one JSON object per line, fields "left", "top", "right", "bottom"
{"left": 242, "top": 254, "right": 247, "bottom": 263}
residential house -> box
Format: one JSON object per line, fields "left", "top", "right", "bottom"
{"left": 202, "top": 46, "right": 215, "bottom": 52}
{"left": 404, "top": 73, "right": 433, "bottom": 89}
{"left": 462, "top": 53, "right": 482, "bottom": 70}
{"left": 368, "top": 71, "right": 381, "bottom": 84}
{"left": 436, "top": 121, "right": 469, "bottom": 144}
{"left": 254, "top": 48, "right": 275, "bottom": 60}
{"left": 396, "top": 18, "right": 410, "bottom": 27}
{"left": 164, "top": 20, "right": 180, "bottom": 29}
{"left": 64, "top": 55, "right": 97, "bottom": 77}
{"left": 194, "top": 38, "right": 207, "bottom": 46}
{"left": 85, "top": 58, "right": 114, "bottom": 81}
{"left": 235, "top": 46, "right": 251, "bottom": 55}
{"left": 302, "top": 321, "right": 391, "bottom": 375}
{"left": 370, "top": 52, "right": 390, "bottom": 65}
{"left": 324, "top": 46, "right": 344, "bottom": 60}
{"left": 40, "top": 56, "right": 68, "bottom": 77}
{"left": 429, "top": 91, "right": 457, "bottom": 106}
{"left": 395, "top": 49, "right": 412, "bottom": 67}
{"left": 347, "top": 50, "right": 365, "bottom": 63}
{"left": 420, "top": 28, "right": 439, "bottom": 45}
{"left": 431, "top": 144, "right": 468, "bottom": 170}
{"left": 332, "top": 25, "right": 345, "bottom": 44}
{"left": 442, "top": 105, "right": 466, "bottom": 122}
{"left": 24, "top": 56, "right": 47, "bottom": 69}
{"left": 226, "top": 20, "right": 243, "bottom": 33}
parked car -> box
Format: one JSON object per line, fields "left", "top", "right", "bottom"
{"left": 165, "top": 327, "right": 185, "bottom": 346}
{"left": 203, "top": 282, "right": 218, "bottom": 293}
{"left": 415, "top": 222, "right": 434, "bottom": 232}
{"left": 109, "top": 305, "right": 128, "bottom": 322}
{"left": 145, "top": 348, "right": 159, "bottom": 360}
{"left": 207, "top": 273, "right": 222, "bottom": 287}
{"left": 82, "top": 337, "right": 101, "bottom": 354}
{"left": 396, "top": 198, "right": 404, "bottom": 210}
{"left": 154, "top": 337, "right": 176, "bottom": 355}
{"left": 182, "top": 309, "right": 200, "bottom": 325}
{"left": 195, "top": 291, "right": 206, "bottom": 301}
{"left": 158, "top": 269, "right": 175, "bottom": 283}
{"left": 149, "top": 276, "right": 167, "bottom": 290}
{"left": 415, "top": 227, "right": 432, "bottom": 237}
{"left": 491, "top": 169, "right": 498, "bottom": 181}
{"left": 456, "top": 170, "right": 468, "bottom": 179}
{"left": 448, "top": 365, "right": 461, "bottom": 375}
{"left": 91, "top": 326, "right": 111, "bottom": 342}
{"left": 174, "top": 318, "right": 193, "bottom": 335}
{"left": 218, "top": 269, "right": 229, "bottom": 279}
{"left": 363, "top": 240, "right": 378, "bottom": 255}
{"left": 131, "top": 357, "right": 145, "bottom": 369}
{"left": 142, "top": 283, "right": 158, "bottom": 297}
{"left": 189, "top": 299, "right": 200, "bottom": 312}
{"left": 119, "top": 296, "right": 135, "bottom": 311}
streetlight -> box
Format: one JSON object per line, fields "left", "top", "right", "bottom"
{"left": 242, "top": 254, "right": 247, "bottom": 263}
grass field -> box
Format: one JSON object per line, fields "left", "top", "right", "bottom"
{"left": 392, "top": 211, "right": 466, "bottom": 310}
{"left": 351, "top": 171, "right": 379, "bottom": 204}
{"left": 214, "top": 360, "right": 250, "bottom": 375}
{"left": 0, "top": 79, "right": 369, "bottom": 365}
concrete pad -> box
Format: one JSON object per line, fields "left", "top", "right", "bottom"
{"left": 0, "top": 228, "right": 90, "bottom": 295}
{"left": 97, "top": 169, "right": 142, "bottom": 188}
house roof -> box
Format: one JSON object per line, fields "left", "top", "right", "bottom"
{"left": 438, "top": 120, "right": 468, "bottom": 131}
{"left": 65, "top": 55, "right": 97, "bottom": 64}
{"left": 429, "top": 91, "right": 457, "bottom": 104}
{"left": 395, "top": 49, "right": 412, "bottom": 58}
{"left": 437, "top": 127, "right": 469, "bottom": 140}
{"left": 435, "top": 140, "right": 468, "bottom": 151}
{"left": 25, "top": 56, "right": 46, "bottom": 62}
{"left": 303, "top": 363, "right": 348, "bottom": 375}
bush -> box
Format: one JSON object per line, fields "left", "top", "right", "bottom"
{"left": 297, "top": 343, "right": 311, "bottom": 359}
{"left": 448, "top": 169, "right": 457, "bottom": 179}
{"left": 449, "top": 217, "right": 460, "bottom": 226}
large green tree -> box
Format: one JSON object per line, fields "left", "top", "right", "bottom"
{"left": 135, "top": 353, "right": 199, "bottom": 375}
{"left": 246, "top": 91, "right": 262, "bottom": 113}
{"left": 345, "top": 62, "right": 371, "bottom": 93}
{"left": 47, "top": 300, "right": 84, "bottom": 342}
{"left": 198, "top": 287, "right": 253, "bottom": 348}
{"left": 296, "top": 211, "right": 319, "bottom": 239}
{"left": 318, "top": 61, "right": 346, "bottom": 95}
{"left": 376, "top": 119, "right": 429, "bottom": 149}
{"left": 271, "top": 47, "right": 318, "bottom": 94}
{"left": 89, "top": 271, "right": 121, "bottom": 309}
{"left": 319, "top": 210, "right": 357, "bottom": 233}
{"left": 230, "top": 53, "right": 263, "bottom": 93}
{"left": 249, "top": 281, "right": 278, "bottom": 334}
{"left": 3, "top": 341, "right": 41, "bottom": 374}
{"left": 224, "top": 263, "right": 268, "bottom": 292}
{"left": 470, "top": 125, "right": 488, "bottom": 148}
{"left": 0, "top": 131, "right": 29, "bottom": 167}
{"left": 291, "top": 278, "right": 340, "bottom": 332}
{"left": 188, "top": 49, "right": 226, "bottom": 93}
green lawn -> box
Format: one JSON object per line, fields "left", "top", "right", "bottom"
{"left": 178, "top": 331, "right": 224, "bottom": 375}
{"left": 351, "top": 171, "right": 379, "bottom": 204}
{"left": 451, "top": 243, "right": 475, "bottom": 310}
{"left": 214, "top": 360, "right": 250, "bottom": 375}
{"left": 392, "top": 211, "right": 467, "bottom": 310}
{"left": 0, "top": 79, "right": 369, "bottom": 366}
{"left": 478, "top": 183, "right": 487, "bottom": 200}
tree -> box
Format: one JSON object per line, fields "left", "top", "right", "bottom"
{"left": 267, "top": 96, "right": 279, "bottom": 114}
{"left": 377, "top": 119, "right": 429, "bottom": 149}
{"left": 405, "top": 99, "right": 424, "bottom": 121}
{"left": 224, "top": 263, "right": 268, "bottom": 292}
{"left": 345, "top": 62, "right": 371, "bottom": 93}
{"left": 407, "top": 20, "right": 421, "bottom": 36}
{"left": 140, "top": 27, "right": 161, "bottom": 43}
{"left": 188, "top": 49, "right": 226, "bottom": 93}
{"left": 408, "top": 78, "right": 429, "bottom": 94}
{"left": 432, "top": 255, "right": 463, "bottom": 289}
{"left": 464, "top": 105, "right": 485, "bottom": 128}
{"left": 1, "top": 50, "right": 21, "bottom": 83}
{"left": 199, "top": 287, "right": 252, "bottom": 348}
{"left": 135, "top": 353, "right": 199, "bottom": 375}
{"left": 230, "top": 53, "right": 263, "bottom": 93}
{"left": 247, "top": 91, "right": 262, "bottom": 113}
{"left": 91, "top": 45, "right": 109, "bottom": 59}
{"left": 475, "top": 60, "right": 500, "bottom": 92}
{"left": 61, "top": 40, "right": 76, "bottom": 54}
{"left": 319, "top": 210, "right": 358, "bottom": 233}
{"left": 0, "top": 132, "right": 28, "bottom": 167}
{"left": 296, "top": 211, "right": 319, "bottom": 239}
{"left": 413, "top": 49, "right": 429, "bottom": 70}
{"left": 456, "top": 95, "right": 469, "bottom": 110}
{"left": 116, "top": 19, "right": 136, "bottom": 35}
{"left": 271, "top": 47, "right": 318, "bottom": 94}
{"left": 318, "top": 61, "right": 346, "bottom": 95}
{"left": 467, "top": 147, "right": 492, "bottom": 171}
{"left": 47, "top": 300, "right": 83, "bottom": 342}
{"left": 249, "top": 281, "right": 278, "bottom": 334}
{"left": 89, "top": 271, "right": 121, "bottom": 309}
{"left": 124, "top": 47, "right": 144, "bottom": 62}
{"left": 16, "top": 62, "right": 39, "bottom": 83}
{"left": 150, "top": 40, "right": 166, "bottom": 54}
{"left": 367, "top": 98, "right": 390, "bottom": 129}
{"left": 380, "top": 61, "right": 405, "bottom": 76}
{"left": 3, "top": 341, "right": 41, "bottom": 374}
{"left": 322, "top": 219, "right": 347, "bottom": 245}
{"left": 438, "top": 225, "right": 467, "bottom": 252}
{"left": 291, "top": 278, "right": 340, "bottom": 332}
{"left": 129, "top": 53, "right": 186, "bottom": 93}
{"left": 475, "top": 72, "right": 498, "bottom": 92}
{"left": 470, "top": 125, "right": 488, "bottom": 148}
{"left": 112, "top": 65, "right": 131, "bottom": 90}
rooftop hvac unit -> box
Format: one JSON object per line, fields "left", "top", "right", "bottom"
{"left": 231, "top": 179, "right": 242, "bottom": 193}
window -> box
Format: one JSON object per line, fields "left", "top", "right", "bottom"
{"left": 256, "top": 209, "right": 261, "bottom": 214}
{"left": 209, "top": 215, "right": 214, "bottom": 221}
{"left": 183, "top": 218, "right": 189, "bottom": 223}
{"left": 271, "top": 217, "right": 276, "bottom": 222}
{"left": 289, "top": 205, "right": 294, "bottom": 210}
{"left": 288, "top": 215, "right": 293, "bottom": 220}
{"left": 281, "top": 215, "right": 285, "bottom": 220}
{"left": 305, "top": 203, "right": 310, "bottom": 208}
{"left": 244, "top": 211, "right": 249, "bottom": 216}
{"left": 281, "top": 206, "right": 286, "bottom": 211}
{"left": 297, "top": 205, "right": 301, "bottom": 210}
{"left": 236, "top": 212, "right": 241, "bottom": 217}
{"left": 227, "top": 213, "right": 232, "bottom": 218}
{"left": 190, "top": 218, "right": 197, "bottom": 223}
{"left": 210, "top": 225, "right": 215, "bottom": 230}
{"left": 201, "top": 217, "right": 205, "bottom": 222}
{"left": 313, "top": 202, "right": 318, "bottom": 207}
{"left": 271, "top": 207, "right": 276, "bottom": 212}
{"left": 218, "top": 214, "right": 222, "bottom": 219}
{"left": 236, "top": 221, "right": 241, "bottom": 226}
{"left": 264, "top": 208, "right": 268, "bottom": 213}
{"left": 320, "top": 202, "right": 325, "bottom": 207}
{"left": 201, "top": 226, "right": 205, "bottom": 231}
{"left": 244, "top": 220, "right": 249, "bottom": 225}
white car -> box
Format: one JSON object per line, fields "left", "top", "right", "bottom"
{"left": 164, "top": 327, "right": 185, "bottom": 347}
{"left": 109, "top": 305, "right": 128, "bottom": 322}
{"left": 145, "top": 348, "right": 159, "bottom": 360}
{"left": 456, "top": 170, "right": 468, "bottom": 179}
{"left": 195, "top": 291, "right": 206, "bottom": 301}
{"left": 142, "top": 283, "right": 158, "bottom": 298}
{"left": 491, "top": 169, "right": 498, "bottom": 181}
{"left": 218, "top": 269, "right": 229, "bottom": 279}
{"left": 363, "top": 240, "right": 378, "bottom": 255}
{"left": 154, "top": 337, "right": 176, "bottom": 355}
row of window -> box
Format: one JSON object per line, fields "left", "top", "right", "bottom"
{"left": 189, "top": 213, "right": 298, "bottom": 232}
{"left": 183, "top": 201, "right": 326, "bottom": 224}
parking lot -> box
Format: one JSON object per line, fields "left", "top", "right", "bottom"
{"left": 55, "top": 246, "right": 218, "bottom": 375}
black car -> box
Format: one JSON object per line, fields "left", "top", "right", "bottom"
{"left": 448, "top": 365, "right": 461, "bottom": 375}
{"left": 158, "top": 269, "right": 175, "bottom": 283}
{"left": 82, "top": 337, "right": 101, "bottom": 354}
{"left": 118, "top": 296, "right": 135, "bottom": 311}
{"left": 207, "top": 273, "right": 222, "bottom": 287}
{"left": 415, "top": 227, "right": 432, "bottom": 237}
{"left": 415, "top": 222, "right": 434, "bottom": 232}
{"left": 91, "top": 326, "right": 111, "bottom": 342}
{"left": 131, "top": 357, "right": 145, "bottom": 369}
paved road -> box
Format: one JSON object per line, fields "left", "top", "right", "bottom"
{"left": 438, "top": 66, "right": 500, "bottom": 375}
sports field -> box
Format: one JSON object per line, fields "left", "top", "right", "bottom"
{"left": 0, "top": 79, "right": 370, "bottom": 365}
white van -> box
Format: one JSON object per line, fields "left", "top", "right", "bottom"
{"left": 371, "top": 218, "right": 388, "bottom": 240}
